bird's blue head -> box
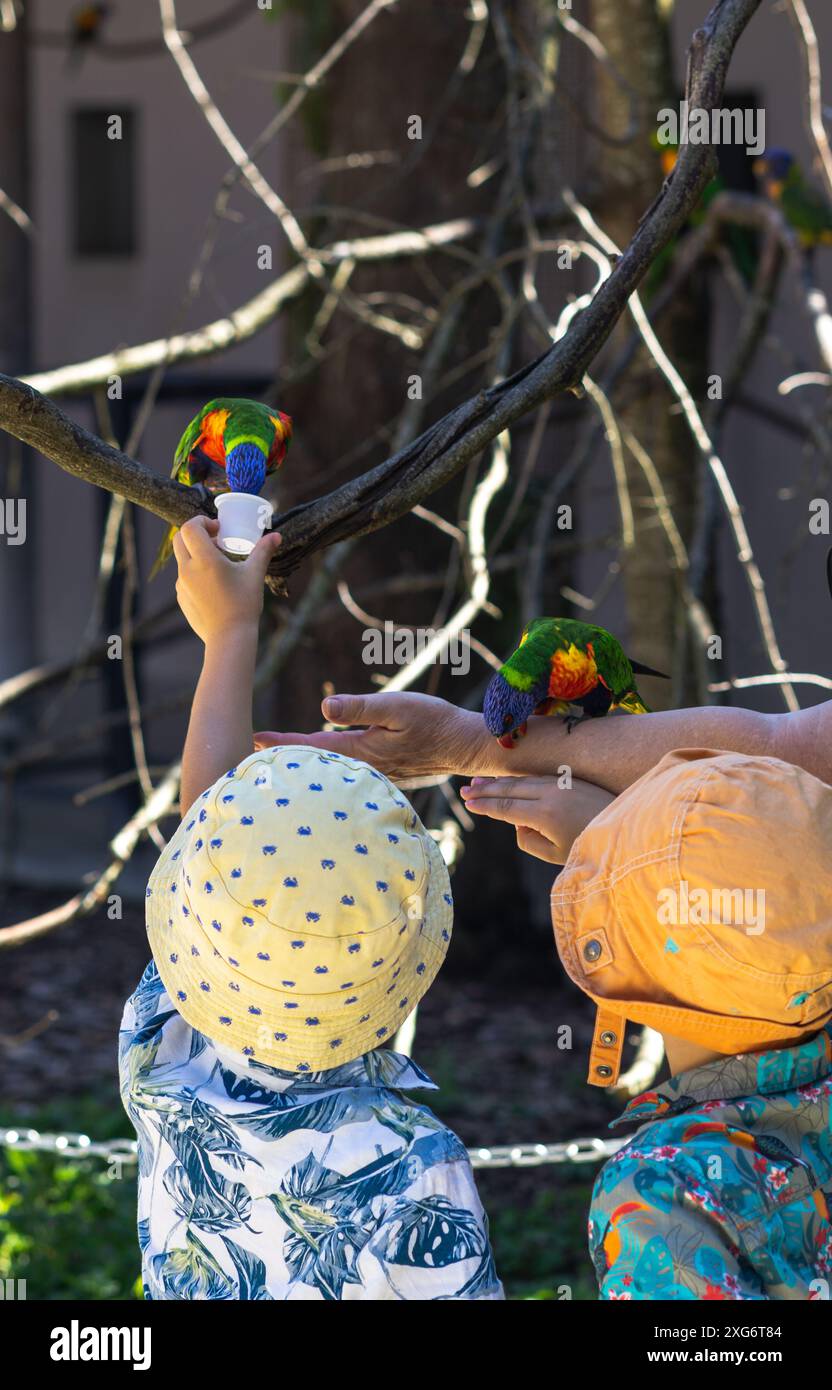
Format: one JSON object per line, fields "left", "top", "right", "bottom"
{"left": 755, "top": 147, "right": 794, "bottom": 181}
{"left": 483, "top": 673, "right": 537, "bottom": 745}
{"left": 226, "top": 443, "right": 268, "bottom": 494}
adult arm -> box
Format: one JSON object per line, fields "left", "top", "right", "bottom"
{"left": 255, "top": 691, "right": 832, "bottom": 794}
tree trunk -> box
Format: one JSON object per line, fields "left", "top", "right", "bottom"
{"left": 272, "top": 0, "right": 506, "bottom": 731}
{"left": 591, "top": 0, "right": 707, "bottom": 704}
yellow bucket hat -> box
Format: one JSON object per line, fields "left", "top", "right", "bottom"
{"left": 145, "top": 746, "right": 453, "bottom": 1072}
{"left": 551, "top": 748, "right": 832, "bottom": 1087}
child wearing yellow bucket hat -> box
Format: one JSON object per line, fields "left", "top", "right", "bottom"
{"left": 119, "top": 518, "right": 502, "bottom": 1301}
{"left": 122, "top": 745, "right": 502, "bottom": 1301}
{"left": 465, "top": 747, "right": 832, "bottom": 1300}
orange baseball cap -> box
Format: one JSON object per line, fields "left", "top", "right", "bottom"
{"left": 550, "top": 748, "right": 832, "bottom": 1087}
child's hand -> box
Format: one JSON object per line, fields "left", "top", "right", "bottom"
{"left": 173, "top": 516, "right": 282, "bottom": 645}
{"left": 460, "top": 775, "right": 615, "bottom": 864}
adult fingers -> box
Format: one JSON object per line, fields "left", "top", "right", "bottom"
{"left": 320, "top": 692, "right": 407, "bottom": 730}
{"left": 463, "top": 794, "right": 530, "bottom": 825}
{"left": 515, "top": 825, "right": 563, "bottom": 865}
{"left": 460, "top": 776, "right": 554, "bottom": 803}
{"left": 463, "top": 790, "right": 560, "bottom": 838}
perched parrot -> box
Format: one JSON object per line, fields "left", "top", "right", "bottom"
{"left": 753, "top": 148, "right": 832, "bottom": 249}
{"left": 646, "top": 134, "right": 757, "bottom": 295}
{"left": 150, "top": 398, "right": 293, "bottom": 577}
{"left": 68, "top": 4, "right": 112, "bottom": 66}
{"left": 483, "top": 617, "right": 668, "bottom": 748}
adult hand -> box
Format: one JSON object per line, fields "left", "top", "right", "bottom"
{"left": 173, "top": 516, "right": 282, "bottom": 645}
{"left": 255, "top": 691, "right": 498, "bottom": 783}
{"left": 460, "top": 775, "right": 615, "bottom": 864}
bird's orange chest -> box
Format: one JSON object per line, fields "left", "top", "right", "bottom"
{"left": 196, "top": 408, "right": 231, "bottom": 465}
{"left": 547, "top": 641, "right": 599, "bottom": 700}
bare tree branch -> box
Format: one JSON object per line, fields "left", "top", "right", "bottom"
{"left": 566, "top": 187, "right": 799, "bottom": 713}
{"left": 159, "top": 0, "right": 321, "bottom": 273}
{"left": 787, "top": 0, "right": 832, "bottom": 203}
{"left": 0, "top": 0, "right": 764, "bottom": 584}
{"left": 0, "top": 183, "right": 32, "bottom": 235}
{"left": 23, "top": 218, "right": 476, "bottom": 398}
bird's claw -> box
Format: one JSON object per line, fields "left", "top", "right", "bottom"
{"left": 564, "top": 714, "right": 584, "bottom": 735}
{"left": 190, "top": 483, "right": 214, "bottom": 511}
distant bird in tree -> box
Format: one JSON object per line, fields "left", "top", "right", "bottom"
{"left": 67, "top": 4, "right": 112, "bottom": 67}
{"left": 483, "top": 617, "right": 668, "bottom": 747}
{"left": 646, "top": 134, "right": 756, "bottom": 295}
{"left": 150, "top": 398, "right": 293, "bottom": 577}
{"left": 753, "top": 148, "right": 832, "bottom": 250}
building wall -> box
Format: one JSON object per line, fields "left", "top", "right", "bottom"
{"left": 28, "top": 0, "right": 288, "bottom": 705}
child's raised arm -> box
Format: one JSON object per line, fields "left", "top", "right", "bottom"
{"left": 173, "top": 516, "right": 282, "bottom": 816}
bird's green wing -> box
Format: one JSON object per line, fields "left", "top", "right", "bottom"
{"left": 171, "top": 399, "right": 236, "bottom": 488}
{"left": 501, "top": 618, "right": 564, "bottom": 691}
{"left": 171, "top": 402, "right": 215, "bottom": 480}
{"left": 588, "top": 624, "right": 634, "bottom": 694}
{"left": 782, "top": 177, "right": 832, "bottom": 242}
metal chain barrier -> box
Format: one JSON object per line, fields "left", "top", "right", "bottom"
{"left": 469, "top": 1137, "right": 625, "bottom": 1168}
{"left": 0, "top": 1125, "right": 625, "bottom": 1170}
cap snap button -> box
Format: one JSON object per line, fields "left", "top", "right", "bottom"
{"left": 595, "top": 1064, "right": 613, "bottom": 1079}
{"left": 583, "top": 939, "right": 602, "bottom": 963}
{"left": 600, "top": 1030, "right": 617, "bottom": 1046}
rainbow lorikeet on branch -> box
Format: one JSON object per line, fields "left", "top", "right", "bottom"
{"left": 646, "top": 134, "right": 757, "bottom": 294}
{"left": 150, "top": 398, "right": 292, "bottom": 577}
{"left": 483, "top": 617, "right": 668, "bottom": 747}
{"left": 753, "top": 148, "right": 832, "bottom": 249}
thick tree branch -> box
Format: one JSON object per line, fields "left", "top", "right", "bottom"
{"left": 0, "top": 0, "right": 762, "bottom": 577}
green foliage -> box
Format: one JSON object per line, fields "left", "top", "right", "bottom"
{"left": 0, "top": 1099, "right": 141, "bottom": 1301}
{"left": 487, "top": 1180, "right": 598, "bottom": 1301}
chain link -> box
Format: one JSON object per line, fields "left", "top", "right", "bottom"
{"left": 468, "top": 1137, "right": 625, "bottom": 1168}
{"left": 0, "top": 1126, "right": 625, "bottom": 1170}
{"left": 0, "top": 1128, "right": 138, "bottom": 1164}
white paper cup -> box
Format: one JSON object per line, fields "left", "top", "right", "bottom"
{"left": 215, "top": 492, "right": 273, "bottom": 557}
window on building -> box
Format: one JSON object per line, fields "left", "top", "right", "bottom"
{"left": 71, "top": 108, "right": 137, "bottom": 257}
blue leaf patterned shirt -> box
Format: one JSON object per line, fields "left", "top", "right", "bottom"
{"left": 589, "top": 1026, "right": 832, "bottom": 1300}
{"left": 119, "top": 961, "right": 503, "bottom": 1301}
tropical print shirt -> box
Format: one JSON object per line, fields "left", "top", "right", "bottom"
{"left": 589, "top": 1025, "right": 832, "bottom": 1300}
{"left": 119, "top": 961, "right": 503, "bottom": 1301}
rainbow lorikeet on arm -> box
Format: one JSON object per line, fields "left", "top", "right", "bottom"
{"left": 483, "top": 617, "right": 668, "bottom": 748}
{"left": 753, "top": 148, "right": 832, "bottom": 249}
{"left": 150, "top": 397, "right": 292, "bottom": 577}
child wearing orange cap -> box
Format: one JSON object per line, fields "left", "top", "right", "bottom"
{"left": 463, "top": 751, "right": 832, "bottom": 1300}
